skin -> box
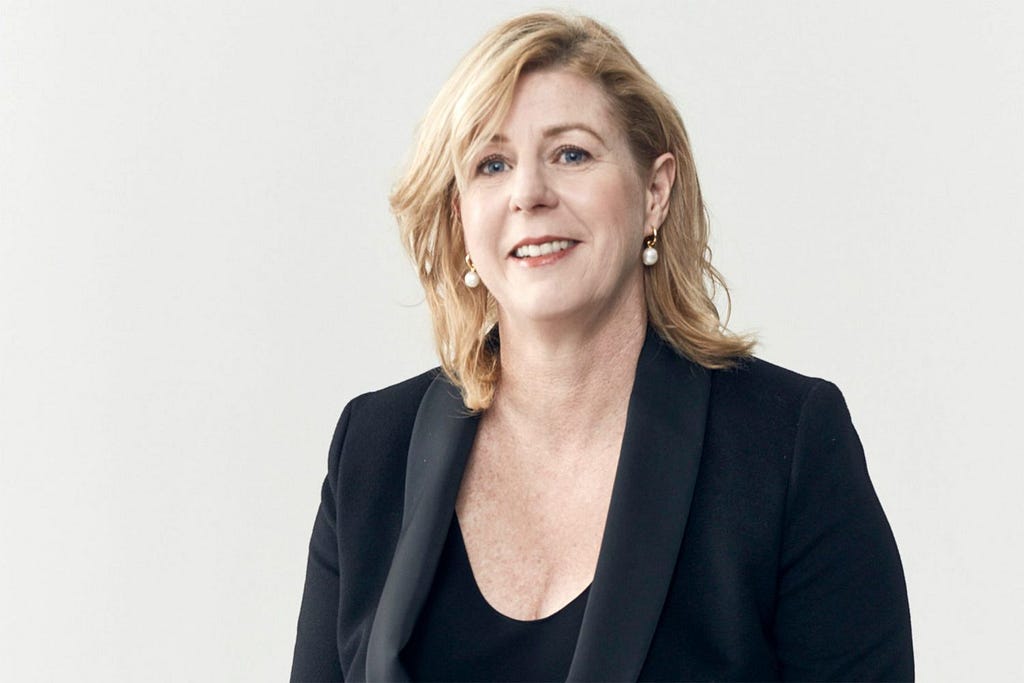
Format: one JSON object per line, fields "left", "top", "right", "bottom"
{"left": 453, "top": 68, "right": 677, "bottom": 621}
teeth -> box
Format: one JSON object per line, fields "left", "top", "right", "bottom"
{"left": 514, "top": 240, "right": 572, "bottom": 258}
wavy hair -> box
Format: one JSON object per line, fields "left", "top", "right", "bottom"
{"left": 390, "top": 11, "right": 755, "bottom": 411}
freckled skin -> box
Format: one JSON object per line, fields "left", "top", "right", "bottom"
{"left": 453, "top": 69, "right": 677, "bottom": 621}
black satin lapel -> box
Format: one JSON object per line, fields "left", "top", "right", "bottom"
{"left": 567, "top": 330, "right": 711, "bottom": 682}
{"left": 365, "top": 375, "right": 479, "bottom": 682}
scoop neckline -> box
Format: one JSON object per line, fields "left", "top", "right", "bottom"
{"left": 451, "top": 513, "right": 593, "bottom": 625}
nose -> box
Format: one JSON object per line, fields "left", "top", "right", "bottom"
{"left": 508, "top": 160, "right": 557, "bottom": 213}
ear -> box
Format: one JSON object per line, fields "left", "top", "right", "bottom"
{"left": 644, "top": 153, "right": 676, "bottom": 235}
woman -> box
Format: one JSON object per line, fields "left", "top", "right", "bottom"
{"left": 292, "top": 11, "right": 913, "bottom": 682}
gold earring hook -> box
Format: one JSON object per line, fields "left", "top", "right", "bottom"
{"left": 645, "top": 226, "right": 658, "bottom": 248}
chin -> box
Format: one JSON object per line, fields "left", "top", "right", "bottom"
{"left": 500, "top": 292, "right": 584, "bottom": 325}
{"left": 514, "top": 303, "right": 580, "bottom": 324}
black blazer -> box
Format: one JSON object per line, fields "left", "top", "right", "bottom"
{"left": 291, "top": 329, "right": 913, "bottom": 681}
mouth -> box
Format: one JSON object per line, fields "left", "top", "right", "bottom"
{"left": 509, "top": 237, "right": 579, "bottom": 260}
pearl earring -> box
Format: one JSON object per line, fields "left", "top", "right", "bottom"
{"left": 642, "top": 227, "right": 659, "bottom": 266}
{"left": 464, "top": 254, "right": 481, "bottom": 288}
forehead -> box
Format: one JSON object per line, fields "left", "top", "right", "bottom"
{"left": 493, "top": 68, "right": 619, "bottom": 139}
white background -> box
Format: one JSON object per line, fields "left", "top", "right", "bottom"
{"left": 2, "top": 1, "right": 1022, "bottom": 680}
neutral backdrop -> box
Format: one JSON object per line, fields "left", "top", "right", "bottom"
{"left": 2, "top": 1, "right": 1022, "bottom": 680}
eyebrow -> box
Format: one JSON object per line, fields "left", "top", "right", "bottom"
{"left": 489, "top": 123, "right": 607, "bottom": 146}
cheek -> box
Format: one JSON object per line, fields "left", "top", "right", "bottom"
{"left": 458, "top": 203, "right": 486, "bottom": 258}
{"left": 459, "top": 196, "right": 501, "bottom": 252}
{"left": 461, "top": 226, "right": 495, "bottom": 267}
{"left": 583, "top": 177, "right": 646, "bottom": 246}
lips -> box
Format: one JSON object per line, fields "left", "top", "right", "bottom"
{"left": 509, "top": 236, "right": 579, "bottom": 259}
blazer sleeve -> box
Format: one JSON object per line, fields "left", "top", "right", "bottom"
{"left": 773, "top": 381, "right": 914, "bottom": 682}
{"left": 290, "top": 403, "right": 352, "bottom": 683}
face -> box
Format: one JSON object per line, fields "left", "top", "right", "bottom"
{"left": 458, "top": 68, "right": 672, "bottom": 331}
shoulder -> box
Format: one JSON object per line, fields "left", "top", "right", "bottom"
{"left": 703, "top": 355, "right": 851, "bottom": 448}
{"left": 326, "top": 367, "right": 441, "bottom": 460}
{"left": 711, "top": 355, "right": 822, "bottom": 399}
{"left": 344, "top": 368, "right": 441, "bottom": 423}
{"left": 707, "top": 355, "right": 844, "bottom": 415}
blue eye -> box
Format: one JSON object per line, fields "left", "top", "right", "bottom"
{"left": 558, "top": 146, "right": 590, "bottom": 164}
{"left": 477, "top": 156, "right": 508, "bottom": 175}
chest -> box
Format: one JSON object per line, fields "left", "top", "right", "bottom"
{"left": 454, "top": 426, "right": 622, "bottom": 621}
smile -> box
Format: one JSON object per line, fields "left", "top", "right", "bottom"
{"left": 512, "top": 239, "right": 576, "bottom": 259}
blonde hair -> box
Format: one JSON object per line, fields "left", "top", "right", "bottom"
{"left": 390, "top": 11, "right": 756, "bottom": 411}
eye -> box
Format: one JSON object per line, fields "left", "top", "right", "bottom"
{"left": 556, "top": 145, "right": 591, "bottom": 165}
{"left": 476, "top": 155, "right": 509, "bottom": 176}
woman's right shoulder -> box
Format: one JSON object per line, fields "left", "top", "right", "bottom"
{"left": 326, "top": 368, "right": 443, "bottom": 470}
{"left": 316, "top": 369, "right": 446, "bottom": 573}
{"left": 343, "top": 367, "right": 442, "bottom": 420}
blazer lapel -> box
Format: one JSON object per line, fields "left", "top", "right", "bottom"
{"left": 365, "top": 329, "right": 710, "bottom": 682}
{"left": 567, "top": 329, "right": 711, "bottom": 681}
{"left": 365, "top": 374, "right": 480, "bottom": 682}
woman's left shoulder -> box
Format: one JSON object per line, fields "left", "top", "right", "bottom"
{"left": 704, "top": 356, "right": 854, "bottom": 436}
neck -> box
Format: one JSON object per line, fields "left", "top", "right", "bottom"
{"left": 489, "top": 303, "right": 647, "bottom": 441}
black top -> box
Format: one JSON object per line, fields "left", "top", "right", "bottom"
{"left": 401, "top": 514, "right": 590, "bottom": 682}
